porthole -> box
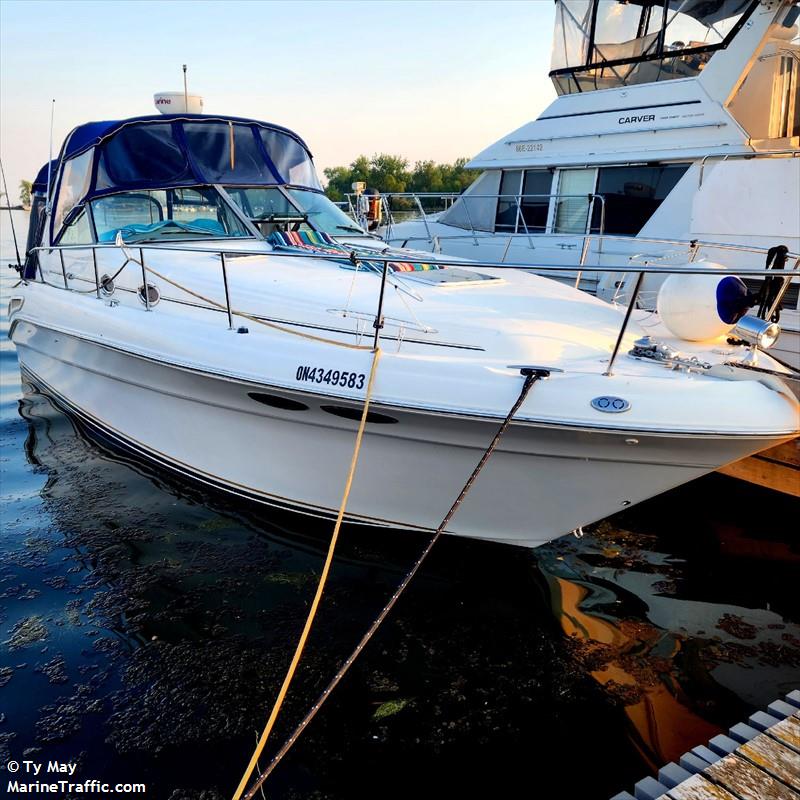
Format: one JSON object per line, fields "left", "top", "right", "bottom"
{"left": 138, "top": 283, "right": 160, "bottom": 306}
{"left": 320, "top": 405, "right": 398, "bottom": 424}
{"left": 99, "top": 274, "right": 115, "bottom": 296}
{"left": 248, "top": 392, "right": 309, "bottom": 411}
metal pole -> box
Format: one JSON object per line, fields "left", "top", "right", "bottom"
{"left": 461, "top": 195, "right": 479, "bottom": 246}
{"left": 575, "top": 233, "right": 593, "bottom": 289}
{"left": 766, "top": 257, "right": 800, "bottom": 321}
{"left": 220, "top": 252, "right": 234, "bottom": 329}
{"left": 139, "top": 248, "right": 151, "bottom": 311}
{"left": 604, "top": 271, "right": 644, "bottom": 377}
{"left": 372, "top": 260, "right": 390, "bottom": 350}
{"left": 92, "top": 247, "right": 100, "bottom": 298}
{"left": 414, "top": 194, "right": 433, "bottom": 244}
{"left": 59, "top": 249, "right": 68, "bottom": 288}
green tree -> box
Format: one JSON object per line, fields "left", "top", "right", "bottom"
{"left": 19, "top": 180, "right": 32, "bottom": 209}
{"left": 324, "top": 154, "right": 473, "bottom": 201}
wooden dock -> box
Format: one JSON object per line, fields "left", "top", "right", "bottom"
{"left": 611, "top": 690, "right": 800, "bottom": 800}
{"left": 718, "top": 438, "right": 800, "bottom": 497}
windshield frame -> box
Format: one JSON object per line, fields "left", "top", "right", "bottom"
{"left": 77, "top": 184, "right": 260, "bottom": 245}
{"left": 549, "top": 0, "right": 759, "bottom": 93}
{"left": 222, "top": 184, "right": 370, "bottom": 238}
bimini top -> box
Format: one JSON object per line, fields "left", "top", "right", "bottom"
{"left": 46, "top": 113, "right": 322, "bottom": 239}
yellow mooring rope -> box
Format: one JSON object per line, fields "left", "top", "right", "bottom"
{"left": 237, "top": 368, "right": 548, "bottom": 800}
{"left": 143, "top": 265, "right": 374, "bottom": 351}
{"left": 231, "top": 346, "right": 383, "bottom": 800}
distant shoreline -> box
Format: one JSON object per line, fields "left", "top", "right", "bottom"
{"left": 0, "top": 205, "right": 26, "bottom": 210}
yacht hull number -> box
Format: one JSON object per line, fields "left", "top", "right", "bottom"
{"left": 296, "top": 365, "right": 366, "bottom": 389}
{"left": 515, "top": 143, "right": 544, "bottom": 152}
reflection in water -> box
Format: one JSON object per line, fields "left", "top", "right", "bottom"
{"left": 1, "top": 242, "right": 798, "bottom": 797}
{"left": 538, "top": 491, "right": 800, "bottom": 771}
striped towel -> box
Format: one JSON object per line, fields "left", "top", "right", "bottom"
{"left": 268, "top": 230, "right": 443, "bottom": 272}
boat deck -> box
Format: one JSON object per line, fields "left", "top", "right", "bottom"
{"left": 611, "top": 691, "right": 800, "bottom": 800}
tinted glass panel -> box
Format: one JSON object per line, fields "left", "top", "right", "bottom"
{"left": 184, "top": 123, "right": 277, "bottom": 183}
{"left": 520, "top": 171, "right": 553, "bottom": 232}
{"left": 591, "top": 164, "right": 688, "bottom": 234}
{"left": 98, "top": 124, "right": 190, "bottom": 187}
{"left": 495, "top": 170, "right": 522, "bottom": 231}
{"left": 260, "top": 129, "right": 321, "bottom": 189}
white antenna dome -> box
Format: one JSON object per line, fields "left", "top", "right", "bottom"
{"left": 153, "top": 92, "right": 204, "bottom": 114}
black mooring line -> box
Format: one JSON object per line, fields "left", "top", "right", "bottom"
{"left": 241, "top": 368, "right": 549, "bottom": 799}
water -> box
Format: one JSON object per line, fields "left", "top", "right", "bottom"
{"left": 1, "top": 209, "right": 798, "bottom": 799}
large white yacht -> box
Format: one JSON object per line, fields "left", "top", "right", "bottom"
{"left": 382, "top": 0, "right": 800, "bottom": 366}
{"left": 7, "top": 105, "right": 798, "bottom": 548}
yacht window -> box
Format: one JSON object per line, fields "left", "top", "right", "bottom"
{"left": 58, "top": 208, "right": 93, "bottom": 245}
{"left": 224, "top": 187, "right": 363, "bottom": 236}
{"left": 550, "top": 0, "right": 756, "bottom": 94}
{"left": 287, "top": 189, "right": 364, "bottom": 235}
{"left": 591, "top": 164, "right": 689, "bottom": 234}
{"left": 91, "top": 187, "right": 250, "bottom": 242}
{"left": 54, "top": 148, "right": 94, "bottom": 234}
{"left": 495, "top": 170, "right": 523, "bottom": 231}
{"left": 96, "top": 124, "right": 190, "bottom": 188}
{"left": 553, "top": 168, "right": 597, "bottom": 234}
{"left": 520, "top": 171, "right": 553, "bottom": 232}
{"left": 184, "top": 123, "right": 277, "bottom": 184}
{"left": 259, "top": 129, "right": 322, "bottom": 190}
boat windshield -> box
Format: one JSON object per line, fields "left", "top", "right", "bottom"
{"left": 224, "top": 187, "right": 365, "bottom": 236}
{"left": 90, "top": 187, "right": 252, "bottom": 242}
{"left": 550, "top": 0, "right": 755, "bottom": 94}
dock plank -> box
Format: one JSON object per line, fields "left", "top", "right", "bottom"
{"left": 705, "top": 753, "right": 800, "bottom": 800}
{"left": 718, "top": 438, "right": 800, "bottom": 497}
{"left": 769, "top": 716, "right": 800, "bottom": 754}
{"left": 666, "top": 774, "right": 740, "bottom": 800}
{"left": 739, "top": 734, "right": 800, "bottom": 790}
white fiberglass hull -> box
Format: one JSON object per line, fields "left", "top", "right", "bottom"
{"left": 12, "top": 320, "right": 793, "bottom": 549}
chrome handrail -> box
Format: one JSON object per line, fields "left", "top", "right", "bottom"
{"left": 29, "top": 242, "right": 799, "bottom": 380}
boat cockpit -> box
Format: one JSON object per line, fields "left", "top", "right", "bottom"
{"left": 24, "top": 114, "right": 364, "bottom": 279}
{"left": 550, "top": 0, "right": 759, "bottom": 94}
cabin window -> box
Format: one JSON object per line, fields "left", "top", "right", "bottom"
{"left": 520, "top": 171, "right": 553, "bottom": 232}
{"left": 54, "top": 149, "right": 94, "bottom": 234}
{"left": 590, "top": 164, "right": 689, "bottom": 235}
{"left": 553, "top": 168, "right": 597, "bottom": 234}
{"left": 58, "top": 209, "right": 93, "bottom": 245}
{"left": 495, "top": 171, "right": 523, "bottom": 231}
{"left": 184, "top": 123, "right": 277, "bottom": 184}
{"left": 260, "top": 130, "right": 322, "bottom": 190}
{"left": 91, "top": 188, "right": 250, "bottom": 242}
{"left": 96, "top": 124, "right": 190, "bottom": 188}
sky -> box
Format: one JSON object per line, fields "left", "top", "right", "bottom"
{"left": 0, "top": 0, "right": 557, "bottom": 196}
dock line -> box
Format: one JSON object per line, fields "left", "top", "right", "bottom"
{"left": 236, "top": 367, "right": 550, "bottom": 800}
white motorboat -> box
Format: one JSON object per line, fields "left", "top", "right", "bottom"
{"left": 379, "top": 0, "right": 800, "bottom": 367}
{"left": 7, "top": 107, "right": 799, "bottom": 548}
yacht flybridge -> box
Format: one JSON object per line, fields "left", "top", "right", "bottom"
{"left": 382, "top": 0, "right": 800, "bottom": 366}
{"left": 7, "top": 107, "right": 799, "bottom": 548}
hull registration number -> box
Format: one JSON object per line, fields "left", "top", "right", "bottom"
{"left": 296, "top": 365, "right": 366, "bottom": 389}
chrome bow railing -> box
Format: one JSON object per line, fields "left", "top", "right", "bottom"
{"left": 27, "top": 240, "right": 800, "bottom": 377}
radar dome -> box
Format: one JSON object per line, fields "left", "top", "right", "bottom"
{"left": 154, "top": 92, "right": 204, "bottom": 114}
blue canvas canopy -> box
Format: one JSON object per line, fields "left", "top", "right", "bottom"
{"left": 49, "top": 114, "right": 322, "bottom": 240}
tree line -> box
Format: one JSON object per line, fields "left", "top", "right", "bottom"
{"left": 323, "top": 154, "right": 474, "bottom": 201}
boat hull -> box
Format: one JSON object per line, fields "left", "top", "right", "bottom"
{"left": 12, "top": 321, "right": 790, "bottom": 548}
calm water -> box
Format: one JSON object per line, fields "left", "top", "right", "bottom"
{"left": 1, "top": 209, "right": 798, "bottom": 799}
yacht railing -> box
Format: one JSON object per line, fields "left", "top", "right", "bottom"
{"left": 28, "top": 241, "right": 800, "bottom": 377}
{"left": 345, "top": 191, "right": 608, "bottom": 251}
{"left": 697, "top": 149, "right": 800, "bottom": 187}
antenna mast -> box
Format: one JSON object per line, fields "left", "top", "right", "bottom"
{"left": 46, "top": 99, "right": 55, "bottom": 213}
{"left": 183, "top": 64, "right": 188, "bottom": 111}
